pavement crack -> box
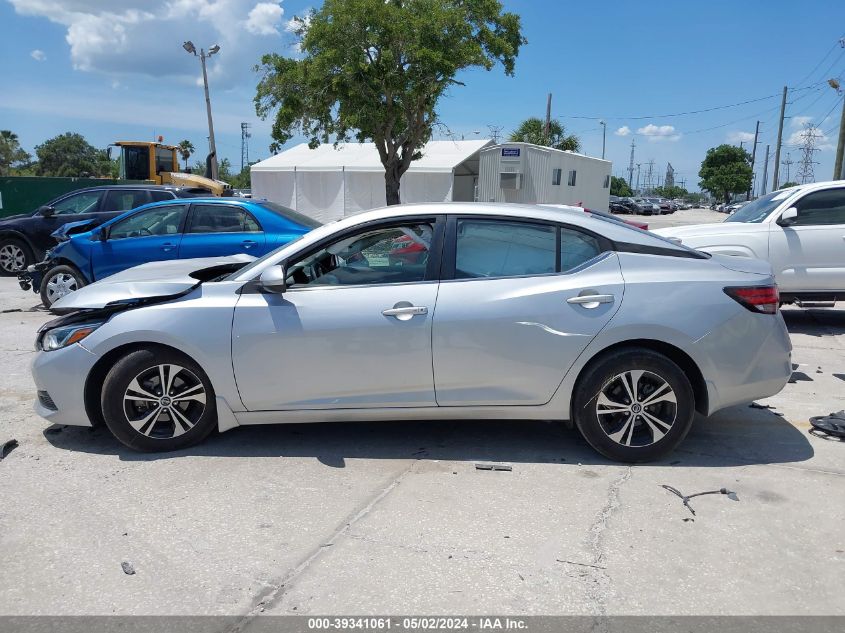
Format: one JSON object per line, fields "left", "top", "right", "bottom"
{"left": 577, "top": 466, "right": 632, "bottom": 624}
{"left": 226, "top": 460, "right": 417, "bottom": 631}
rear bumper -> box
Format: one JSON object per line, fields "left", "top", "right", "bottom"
{"left": 696, "top": 311, "right": 792, "bottom": 415}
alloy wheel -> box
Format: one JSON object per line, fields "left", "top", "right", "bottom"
{"left": 595, "top": 370, "right": 677, "bottom": 447}
{"left": 45, "top": 273, "right": 79, "bottom": 303}
{"left": 122, "top": 364, "right": 207, "bottom": 439}
{"left": 0, "top": 244, "right": 25, "bottom": 273}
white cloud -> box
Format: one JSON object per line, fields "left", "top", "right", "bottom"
{"left": 614, "top": 126, "right": 631, "bottom": 137}
{"left": 30, "top": 49, "right": 46, "bottom": 61}
{"left": 787, "top": 125, "right": 835, "bottom": 151}
{"left": 9, "top": 1, "right": 288, "bottom": 88}
{"left": 246, "top": 2, "right": 285, "bottom": 35}
{"left": 727, "top": 130, "right": 755, "bottom": 143}
{"left": 791, "top": 115, "right": 813, "bottom": 129}
{"left": 637, "top": 123, "right": 681, "bottom": 142}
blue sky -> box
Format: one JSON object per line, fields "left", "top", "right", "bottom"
{"left": 1, "top": 0, "right": 844, "bottom": 191}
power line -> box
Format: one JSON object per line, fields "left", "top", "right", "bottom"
{"left": 792, "top": 37, "right": 844, "bottom": 88}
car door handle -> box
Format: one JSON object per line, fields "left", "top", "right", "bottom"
{"left": 567, "top": 293, "right": 615, "bottom": 306}
{"left": 382, "top": 305, "right": 428, "bottom": 319}
{"left": 242, "top": 240, "right": 257, "bottom": 249}
{"left": 160, "top": 242, "right": 175, "bottom": 252}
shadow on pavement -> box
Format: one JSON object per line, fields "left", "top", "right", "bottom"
{"left": 781, "top": 306, "right": 845, "bottom": 336}
{"left": 44, "top": 405, "right": 813, "bottom": 468}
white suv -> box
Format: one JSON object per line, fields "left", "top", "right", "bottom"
{"left": 654, "top": 181, "right": 845, "bottom": 306}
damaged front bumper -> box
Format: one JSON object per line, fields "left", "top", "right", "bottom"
{"left": 17, "top": 259, "right": 51, "bottom": 293}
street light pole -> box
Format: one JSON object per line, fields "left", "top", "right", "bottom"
{"left": 183, "top": 41, "right": 220, "bottom": 182}
{"left": 599, "top": 120, "right": 606, "bottom": 159}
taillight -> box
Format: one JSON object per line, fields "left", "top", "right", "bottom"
{"left": 724, "top": 285, "right": 779, "bottom": 314}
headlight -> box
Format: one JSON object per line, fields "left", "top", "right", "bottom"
{"left": 38, "top": 322, "right": 103, "bottom": 352}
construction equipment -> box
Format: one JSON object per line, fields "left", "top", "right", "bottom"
{"left": 109, "top": 141, "right": 232, "bottom": 196}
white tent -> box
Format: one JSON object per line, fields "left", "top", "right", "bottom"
{"left": 251, "top": 139, "right": 491, "bottom": 223}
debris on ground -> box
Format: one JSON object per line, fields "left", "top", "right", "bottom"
{"left": 809, "top": 412, "right": 845, "bottom": 441}
{"left": 556, "top": 559, "right": 606, "bottom": 570}
{"left": 661, "top": 485, "right": 739, "bottom": 516}
{"left": 1, "top": 308, "right": 22, "bottom": 313}
{"left": 474, "top": 462, "right": 512, "bottom": 471}
{"left": 0, "top": 439, "right": 18, "bottom": 461}
{"left": 749, "top": 403, "right": 774, "bottom": 410}
{"left": 121, "top": 561, "right": 136, "bottom": 575}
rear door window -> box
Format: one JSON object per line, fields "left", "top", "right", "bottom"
{"left": 187, "top": 204, "right": 262, "bottom": 233}
{"left": 455, "top": 220, "right": 555, "bottom": 278}
{"left": 792, "top": 188, "right": 845, "bottom": 226}
{"left": 101, "top": 190, "right": 150, "bottom": 212}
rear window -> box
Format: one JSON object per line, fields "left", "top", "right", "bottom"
{"left": 256, "top": 202, "right": 322, "bottom": 229}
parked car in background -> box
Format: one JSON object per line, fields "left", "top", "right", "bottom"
{"left": 19, "top": 198, "right": 320, "bottom": 307}
{"left": 541, "top": 204, "right": 649, "bottom": 230}
{"left": 0, "top": 185, "right": 201, "bottom": 275}
{"left": 609, "top": 200, "right": 631, "bottom": 214}
{"left": 621, "top": 198, "right": 644, "bottom": 214}
{"left": 634, "top": 198, "right": 660, "bottom": 215}
{"left": 724, "top": 201, "right": 748, "bottom": 214}
{"left": 654, "top": 181, "right": 845, "bottom": 307}
{"left": 31, "top": 202, "right": 790, "bottom": 462}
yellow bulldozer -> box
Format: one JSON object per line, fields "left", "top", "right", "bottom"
{"left": 110, "top": 141, "right": 232, "bottom": 196}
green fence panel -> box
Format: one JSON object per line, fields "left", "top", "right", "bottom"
{"left": 0, "top": 177, "right": 150, "bottom": 218}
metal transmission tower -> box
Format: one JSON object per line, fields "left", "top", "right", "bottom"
{"left": 781, "top": 153, "right": 793, "bottom": 184}
{"left": 644, "top": 160, "right": 655, "bottom": 193}
{"left": 665, "top": 162, "right": 675, "bottom": 189}
{"left": 240, "top": 122, "right": 251, "bottom": 172}
{"left": 487, "top": 125, "right": 504, "bottom": 144}
{"left": 627, "top": 139, "right": 636, "bottom": 187}
{"left": 796, "top": 124, "right": 821, "bottom": 184}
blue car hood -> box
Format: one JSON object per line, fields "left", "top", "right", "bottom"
{"left": 50, "top": 254, "right": 256, "bottom": 313}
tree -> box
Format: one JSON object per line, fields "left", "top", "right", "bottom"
{"left": 508, "top": 117, "right": 580, "bottom": 152}
{"left": 779, "top": 181, "right": 799, "bottom": 189}
{"left": 698, "top": 144, "right": 752, "bottom": 204}
{"left": 0, "top": 130, "right": 32, "bottom": 176}
{"left": 610, "top": 176, "right": 632, "bottom": 197}
{"left": 34, "top": 132, "right": 111, "bottom": 177}
{"left": 177, "top": 140, "right": 195, "bottom": 171}
{"left": 229, "top": 165, "right": 252, "bottom": 190}
{"left": 653, "top": 184, "right": 688, "bottom": 199}
{"left": 255, "top": 0, "right": 525, "bottom": 204}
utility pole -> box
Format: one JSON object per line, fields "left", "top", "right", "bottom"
{"left": 760, "top": 144, "right": 770, "bottom": 195}
{"left": 183, "top": 41, "right": 221, "bottom": 181}
{"left": 635, "top": 163, "right": 641, "bottom": 193}
{"left": 627, "top": 139, "right": 636, "bottom": 187}
{"left": 599, "top": 120, "right": 607, "bottom": 159}
{"left": 544, "top": 93, "right": 552, "bottom": 144}
{"left": 834, "top": 94, "right": 845, "bottom": 180}
{"left": 240, "top": 122, "right": 251, "bottom": 172}
{"left": 782, "top": 153, "right": 793, "bottom": 184}
{"left": 487, "top": 125, "right": 504, "bottom": 144}
{"left": 747, "top": 120, "right": 759, "bottom": 200}
{"left": 772, "top": 85, "right": 788, "bottom": 189}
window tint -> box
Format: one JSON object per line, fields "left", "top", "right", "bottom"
{"left": 150, "top": 190, "right": 176, "bottom": 202}
{"left": 561, "top": 228, "right": 601, "bottom": 271}
{"left": 52, "top": 191, "right": 102, "bottom": 215}
{"left": 552, "top": 168, "right": 562, "bottom": 186}
{"left": 121, "top": 146, "right": 150, "bottom": 180}
{"left": 257, "top": 201, "right": 322, "bottom": 229}
{"left": 603, "top": 175, "right": 610, "bottom": 188}
{"left": 188, "top": 204, "right": 262, "bottom": 233}
{"left": 567, "top": 170, "right": 577, "bottom": 186}
{"left": 109, "top": 205, "right": 187, "bottom": 240}
{"left": 101, "top": 190, "right": 149, "bottom": 212}
{"left": 287, "top": 223, "right": 433, "bottom": 287}
{"left": 455, "top": 220, "right": 555, "bottom": 279}
{"left": 792, "top": 189, "right": 845, "bottom": 226}
{"left": 155, "top": 147, "right": 174, "bottom": 175}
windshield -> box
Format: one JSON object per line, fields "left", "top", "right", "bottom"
{"left": 724, "top": 190, "right": 791, "bottom": 223}
{"left": 257, "top": 201, "right": 322, "bottom": 229}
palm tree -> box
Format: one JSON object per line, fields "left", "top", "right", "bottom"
{"left": 509, "top": 117, "right": 581, "bottom": 152}
{"left": 177, "top": 140, "right": 195, "bottom": 171}
{"left": 0, "top": 130, "right": 32, "bottom": 175}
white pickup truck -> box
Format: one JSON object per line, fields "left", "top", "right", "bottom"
{"left": 654, "top": 181, "right": 845, "bottom": 307}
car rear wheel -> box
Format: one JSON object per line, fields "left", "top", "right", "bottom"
{"left": 573, "top": 348, "right": 695, "bottom": 462}
{"left": 0, "top": 238, "right": 33, "bottom": 276}
{"left": 40, "top": 264, "right": 87, "bottom": 307}
{"left": 101, "top": 348, "right": 218, "bottom": 452}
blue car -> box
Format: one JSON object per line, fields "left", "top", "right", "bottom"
{"left": 19, "top": 198, "right": 320, "bottom": 307}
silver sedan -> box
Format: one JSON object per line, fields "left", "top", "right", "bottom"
{"left": 31, "top": 203, "right": 792, "bottom": 462}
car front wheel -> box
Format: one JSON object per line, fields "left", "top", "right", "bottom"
{"left": 101, "top": 347, "right": 218, "bottom": 452}
{"left": 40, "top": 264, "right": 87, "bottom": 307}
{"left": 573, "top": 348, "right": 695, "bottom": 462}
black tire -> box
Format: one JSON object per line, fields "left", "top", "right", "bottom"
{"left": 101, "top": 347, "right": 218, "bottom": 452}
{"left": 573, "top": 347, "right": 695, "bottom": 463}
{"left": 0, "top": 237, "right": 33, "bottom": 276}
{"left": 40, "top": 264, "right": 87, "bottom": 308}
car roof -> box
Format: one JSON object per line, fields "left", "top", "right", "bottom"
{"left": 65, "top": 184, "right": 189, "bottom": 192}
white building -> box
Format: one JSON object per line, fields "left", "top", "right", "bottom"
{"left": 477, "top": 143, "right": 612, "bottom": 210}
{"left": 250, "top": 139, "right": 491, "bottom": 223}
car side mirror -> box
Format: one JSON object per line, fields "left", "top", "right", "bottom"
{"left": 259, "top": 265, "right": 287, "bottom": 294}
{"left": 38, "top": 206, "right": 56, "bottom": 217}
{"left": 778, "top": 206, "right": 798, "bottom": 226}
